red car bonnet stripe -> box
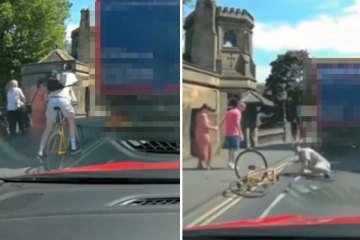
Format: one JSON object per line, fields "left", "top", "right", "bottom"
{"left": 32, "top": 161, "right": 179, "bottom": 175}
{"left": 184, "top": 214, "right": 360, "bottom": 231}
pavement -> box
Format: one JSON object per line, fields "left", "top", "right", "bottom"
{"left": 184, "top": 145, "right": 360, "bottom": 228}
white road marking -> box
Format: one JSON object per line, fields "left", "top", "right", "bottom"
{"left": 186, "top": 156, "right": 297, "bottom": 227}
{"left": 259, "top": 175, "right": 302, "bottom": 219}
{"left": 186, "top": 197, "right": 237, "bottom": 228}
{"left": 200, "top": 197, "right": 242, "bottom": 226}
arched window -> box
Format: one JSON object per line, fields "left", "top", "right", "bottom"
{"left": 223, "top": 30, "right": 237, "bottom": 48}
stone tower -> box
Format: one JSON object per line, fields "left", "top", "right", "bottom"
{"left": 184, "top": 1, "right": 257, "bottom": 96}
{"left": 185, "top": 0, "right": 218, "bottom": 71}
{"left": 71, "top": 9, "right": 91, "bottom": 63}
{"left": 216, "top": 7, "right": 255, "bottom": 84}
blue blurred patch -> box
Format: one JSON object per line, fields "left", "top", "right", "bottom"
{"left": 99, "top": 0, "right": 180, "bottom": 93}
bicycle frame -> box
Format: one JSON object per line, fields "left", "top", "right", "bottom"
{"left": 54, "top": 110, "right": 67, "bottom": 155}
{"left": 52, "top": 110, "right": 80, "bottom": 156}
{"left": 56, "top": 123, "right": 67, "bottom": 155}
{"left": 244, "top": 168, "right": 278, "bottom": 187}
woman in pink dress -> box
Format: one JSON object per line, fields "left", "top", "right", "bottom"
{"left": 195, "top": 104, "right": 218, "bottom": 170}
{"left": 30, "top": 79, "right": 48, "bottom": 141}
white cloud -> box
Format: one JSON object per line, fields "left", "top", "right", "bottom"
{"left": 65, "top": 23, "right": 78, "bottom": 42}
{"left": 256, "top": 65, "right": 271, "bottom": 83}
{"left": 253, "top": 0, "right": 360, "bottom": 54}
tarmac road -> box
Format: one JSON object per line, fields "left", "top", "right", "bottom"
{"left": 184, "top": 145, "right": 360, "bottom": 227}
{"left": 0, "top": 118, "right": 179, "bottom": 178}
{"left": 183, "top": 144, "right": 296, "bottom": 227}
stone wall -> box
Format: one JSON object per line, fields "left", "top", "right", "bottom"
{"left": 183, "top": 63, "right": 223, "bottom": 159}
{"left": 183, "top": 82, "right": 221, "bottom": 159}
{"left": 21, "top": 61, "right": 89, "bottom": 115}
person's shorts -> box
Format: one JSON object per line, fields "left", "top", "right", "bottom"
{"left": 225, "top": 136, "right": 240, "bottom": 150}
{"left": 46, "top": 97, "right": 75, "bottom": 122}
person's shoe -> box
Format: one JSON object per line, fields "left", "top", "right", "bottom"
{"left": 70, "top": 147, "right": 82, "bottom": 155}
{"left": 206, "top": 164, "right": 213, "bottom": 170}
{"left": 36, "top": 154, "right": 45, "bottom": 165}
{"left": 228, "top": 162, "right": 234, "bottom": 170}
{"left": 324, "top": 173, "right": 331, "bottom": 179}
{"left": 196, "top": 164, "right": 204, "bottom": 170}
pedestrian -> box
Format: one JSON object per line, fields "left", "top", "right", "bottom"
{"left": 220, "top": 99, "right": 246, "bottom": 169}
{"left": 195, "top": 104, "right": 218, "bottom": 170}
{"left": 6, "top": 79, "right": 26, "bottom": 135}
{"left": 293, "top": 143, "right": 331, "bottom": 179}
{"left": 29, "top": 78, "right": 48, "bottom": 141}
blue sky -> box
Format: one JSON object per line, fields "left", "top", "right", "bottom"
{"left": 184, "top": 0, "right": 360, "bottom": 82}
{"left": 66, "top": 0, "right": 360, "bottom": 83}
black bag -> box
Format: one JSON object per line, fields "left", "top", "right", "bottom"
{"left": 46, "top": 79, "right": 64, "bottom": 92}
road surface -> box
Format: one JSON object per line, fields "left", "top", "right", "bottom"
{"left": 0, "top": 119, "right": 178, "bottom": 178}
{"left": 183, "top": 145, "right": 360, "bottom": 227}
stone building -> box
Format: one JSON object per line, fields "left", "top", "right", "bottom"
{"left": 183, "top": 0, "right": 272, "bottom": 159}
{"left": 21, "top": 9, "right": 93, "bottom": 117}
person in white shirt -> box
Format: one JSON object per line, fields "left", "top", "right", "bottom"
{"left": 6, "top": 79, "right": 26, "bottom": 135}
{"left": 294, "top": 144, "right": 331, "bottom": 179}
{"left": 37, "top": 64, "right": 81, "bottom": 161}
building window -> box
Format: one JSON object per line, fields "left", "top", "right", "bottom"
{"left": 223, "top": 30, "right": 237, "bottom": 48}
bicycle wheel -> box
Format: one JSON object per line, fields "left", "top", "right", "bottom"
{"left": 45, "top": 131, "right": 66, "bottom": 170}
{"left": 229, "top": 180, "right": 268, "bottom": 198}
{"left": 234, "top": 149, "right": 268, "bottom": 180}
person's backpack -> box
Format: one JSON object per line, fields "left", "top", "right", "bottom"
{"left": 45, "top": 71, "right": 65, "bottom": 92}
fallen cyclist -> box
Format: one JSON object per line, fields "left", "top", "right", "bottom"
{"left": 293, "top": 143, "right": 331, "bottom": 179}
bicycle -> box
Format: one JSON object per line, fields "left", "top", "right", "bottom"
{"left": 229, "top": 149, "right": 280, "bottom": 198}
{"left": 45, "top": 107, "right": 82, "bottom": 170}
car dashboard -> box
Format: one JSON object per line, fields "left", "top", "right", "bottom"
{"left": 0, "top": 180, "right": 180, "bottom": 240}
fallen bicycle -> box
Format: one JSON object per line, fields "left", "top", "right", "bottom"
{"left": 228, "top": 149, "right": 283, "bottom": 198}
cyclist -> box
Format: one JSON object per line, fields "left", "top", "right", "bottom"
{"left": 62, "top": 63, "right": 78, "bottom": 109}
{"left": 293, "top": 143, "right": 331, "bottom": 179}
{"left": 36, "top": 64, "right": 81, "bottom": 161}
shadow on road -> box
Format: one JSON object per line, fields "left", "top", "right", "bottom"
{"left": 322, "top": 147, "right": 360, "bottom": 175}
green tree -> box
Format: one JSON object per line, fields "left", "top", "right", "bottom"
{"left": 263, "top": 50, "right": 308, "bottom": 122}
{"left": 0, "top": 0, "right": 72, "bottom": 99}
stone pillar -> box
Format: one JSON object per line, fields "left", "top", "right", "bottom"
{"left": 77, "top": 9, "right": 90, "bottom": 63}
{"left": 242, "top": 54, "right": 251, "bottom": 76}
{"left": 191, "top": 0, "right": 218, "bottom": 71}
{"left": 284, "top": 122, "right": 292, "bottom": 142}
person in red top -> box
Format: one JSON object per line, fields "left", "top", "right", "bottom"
{"left": 30, "top": 78, "right": 48, "bottom": 141}
{"left": 195, "top": 104, "right": 218, "bottom": 170}
{"left": 220, "top": 99, "right": 246, "bottom": 169}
